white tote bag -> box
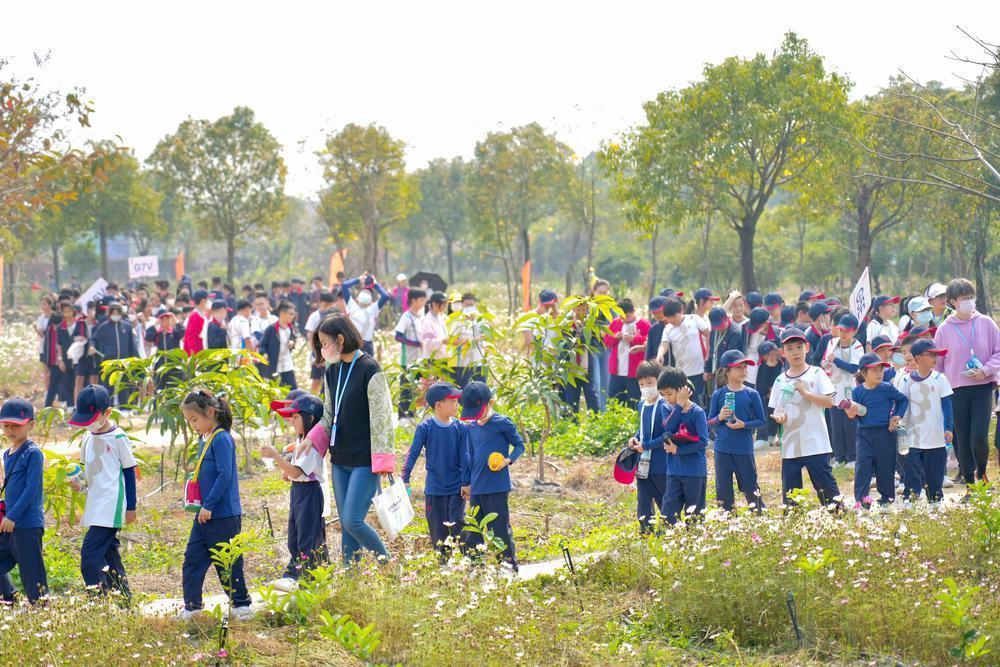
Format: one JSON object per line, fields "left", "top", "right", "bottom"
{"left": 372, "top": 474, "right": 414, "bottom": 540}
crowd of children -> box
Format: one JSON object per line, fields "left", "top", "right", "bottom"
{"left": 2, "top": 272, "right": 998, "bottom": 610}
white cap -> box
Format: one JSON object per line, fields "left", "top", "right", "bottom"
{"left": 907, "top": 296, "right": 930, "bottom": 313}
{"left": 926, "top": 282, "right": 947, "bottom": 299}
{"left": 396, "top": 273, "right": 407, "bottom": 282}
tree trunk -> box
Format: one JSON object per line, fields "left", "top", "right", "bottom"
{"left": 700, "top": 213, "right": 712, "bottom": 287}
{"left": 51, "top": 245, "right": 61, "bottom": 289}
{"left": 738, "top": 221, "right": 757, "bottom": 293}
{"left": 99, "top": 223, "right": 109, "bottom": 279}
{"left": 226, "top": 234, "right": 236, "bottom": 283}
{"left": 855, "top": 208, "right": 873, "bottom": 283}
{"left": 445, "top": 237, "right": 455, "bottom": 285}
{"left": 520, "top": 227, "right": 531, "bottom": 267}
{"left": 648, "top": 225, "right": 660, "bottom": 302}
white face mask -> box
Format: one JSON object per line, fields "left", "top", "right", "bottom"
{"left": 109, "top": 314, "right": 122, "bottom": 323}
{"left": 321, "top": 344, "right": 341, "bottom": 363}
{"left": 357, "top": 291, "right": 373, "bottom": 306}
{"left": 957, "top": 298, "right": 976, "bottom": 315}
{"left": 86, "top": 417, "right": 108, "bottom": 433}
{"left": 463, "top": 306, "right": 476, "bottom": 316}
{"left": 640, "top": 386, "right": 659, "bottom": 402}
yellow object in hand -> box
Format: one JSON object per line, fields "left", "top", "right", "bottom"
{"left": 488, "top": 452, "right": 505, "bottom": 472}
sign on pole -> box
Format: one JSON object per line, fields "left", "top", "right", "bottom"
{"left": 76, "top": 278, "right": 108, "bottom": 309}
{"left": 128, "top": 255, "right": 160, "bottom": 279}
{"left": 849, "top": 267, "right": 872, "bottom": 320}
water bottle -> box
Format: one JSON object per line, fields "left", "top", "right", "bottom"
{"left": 773, "top": 383, "right": 795, "bottom": 419}
{"left": 896, "top": 424, "right": 911, "bottom": 456}
{"left": 724, "top": 391, "right": 736, "bottom": 424}
{"left": 636, "top": 450, "right": 651, "bottom": 479}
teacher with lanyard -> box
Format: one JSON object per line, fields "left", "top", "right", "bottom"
{"left": 306, "top": 314, "right": 396, "bottom": 564}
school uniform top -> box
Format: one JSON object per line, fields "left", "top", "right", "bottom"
{"left": 250, "top": 312, "right": 278, "bottom": 340}
{"left": 289, "top": 439, "right": 326, "bottom": 483}
{"left": 227, "top": 314, "right": 252, "bottom": 352}
{"left": 604, "top": 317, "right": 650, "bottom": 377}
{"left": 183, "top": 309, "right": 206, "bottom": 355}
{"left": 466, "top": 413, "right": 526, "bottom": 495}
{"left": 805, "top": 326, "right": 831, "bottom": 367}
{"left": 754, "top": 361, "right": 783, "bottom": 404}
{"left": 1, "top": 440, "right": 45, "bottom": 529}
{"left": 452, "top": 316, "right": 486, "bottom": 368}
{"left": 42, "top": 321, "right": 71, "bottom": 366}
{"left": 311, "top": 353, "right": 396, "bottom": 473}
{"left": 195, "top": 429, "right": 242, "bottom": 519}
{"left": 705, "top": 324, "right": 744, "bottom": 374}
{"left": 634, "top": 398, "right": 670, "bottom": 475}
{"left": 145, "top": 325, "right": 184, "bottom": 352}
{"left": 769, "top": 366, "right": 835, "bottom": 459}
{"left": 92, "top": 319, "right": 137, "bottom": 360}
{"left": 822, "top": 338, "right": 864, "bottom": 402}
{"left": 707, "top": 386, "right": 766, "bottom": 455}
{"left": 421, "top": 312, "right": 448, "bottom": 361}
{"left": 895, "top": 371, "right": 954, "bottom": 449}
{"left": 258, "top": 321, "right": 295, "bottom": 378}
{"left": 394, "top": 310, "right": 424, "bottom": 367}
{"left": 744, "top": 326, "right": 780, "bottom": 385}
{"left": 80, "top": 425, "right": 138, "bottom": 528}
{"left": 865, "top": 317, "right": 898, "bottom": 350}
{"left": 883, "top": 367, "right": 896, "bottom": 384}
{"left": 662, "top": 403, "right": 708, "bottom": 477}
{"left": 851, "top": 382, "right": 909, "bottom": 428}
{"left": 206, "top": 319, "right": 228, "bottom": 350}
{"left": 659, "top": 315, "right": 709, "bottom": 377}
{"left": 402, "top": 418, "right": 471, "bottom": 495}
{"left": 645, "top": 321, "right": 665, "bottom": 362}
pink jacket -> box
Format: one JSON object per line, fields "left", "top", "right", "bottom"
{"left": 604, "top": 317, "right": 650, "bottom": 377}
{"left": 933, "top": 311, "right": 1000, "bottom": 389}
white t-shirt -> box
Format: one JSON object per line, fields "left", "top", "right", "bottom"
{"left": 451, "top": 316, "right": 484, "bottom": 367}
{"left": 745, "top": 330, "right": 766, "bottom": 385}
{"left": 822, "top": 338, "right": 864, "bottom": 402}
{"left": 36, "top": 314, "right": 50, "bottom": 354}
{"left": 615, "top": 320, "right": 638, "bottom": 377}
{"left": 769, "top": 366, "right": 835, "bottom": 459}
{"left": 291, "top": 440, "right": 326, "bottom": 483}
{"left": 896, "top": 371, "right": 953, "bottom": 449}
{"left": 866, "top": 319, "right": 899, "bottom": 348}
{"left": 228, "top": 314, "right": 251, "bottom": 352}
{"left": 659, "top": 315, "right": 709, "bottom": 377}
{"left": 395, "top": 310, "right": 424, "bottom": 367}
{"left": 80, "top": 426, "right": 138, "bottom": 528}
{"left": 277, "top": 325, "right": 294, "bottom": 373}
{"left": 421, "top": 312, "right": 448, "bottom": 360}
{"left": 250, "top": 312, "right": 277, "bottom": 337}
{"left": 347, "top": 300, "right": 380, "bottom": 342}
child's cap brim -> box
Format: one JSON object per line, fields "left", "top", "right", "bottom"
{"left": 66, "top": 411, "right": 101, "bottom": 427}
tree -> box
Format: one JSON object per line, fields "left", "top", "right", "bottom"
{"left": 617, "top": 32, "right": 851, "bottom": 292}
{"left": 469, "top": 123, "right": 573, "bottom": 313}
{"left": 147, "top": 106, "right": 287, "bottom": 282}
{"left": 408, "top": 157, "right": 469, "bottom": 284}
{"left": 317, "top": 123, "right": 418, "bottom": 274}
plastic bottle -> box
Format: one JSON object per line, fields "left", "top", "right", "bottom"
{"left": 773, "top": 383, "right": 795, "bottom": 419}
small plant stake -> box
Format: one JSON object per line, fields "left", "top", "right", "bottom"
{"left": 562, "top": 542, "right": 584, "bottom": 612}
{"left": 262, "top": 501, "right": 275, "bottom": 539}
{"left": 786, "top": 591, "right": 803, "bottom": 648}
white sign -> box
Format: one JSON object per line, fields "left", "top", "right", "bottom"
{"left": 76, "top": 278, "right": 108, "bottom": 309}
{"left": 128, "top": 255, "right": 160, "bottom": 279}
{"left": 849, "top": 267, "right": 872, "bottom": 320}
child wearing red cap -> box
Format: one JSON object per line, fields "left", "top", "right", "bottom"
{"left": 865, "top": 296, "right": 900, "bottom": 353}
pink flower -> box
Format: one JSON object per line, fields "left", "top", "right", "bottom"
{"left": 751, "top": 533, "right": 762, "bottom": 544}
{"left": 217, "top": 649, "right": 229, "bottom": 659}
{"left": 722, "top": 560, "right": 731, "bottom": 567}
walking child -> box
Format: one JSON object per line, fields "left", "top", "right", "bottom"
{"left": 627, "top": 361, "right": 669, "bottom": 532}
{"left": 822, "top": 314, "right": 864, "bottom": 467}
{"left": 657, "top": 368, "right": 709, "bottom": 524}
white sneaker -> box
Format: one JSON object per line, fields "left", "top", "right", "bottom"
{"left": 271, "top": 577, "right": 298, "bottom": 593}
{"left": 177, "top": 608, "right": 203, "bottom": 621}
{"left": 231, "top": 605, "right": 254, "bottom": 621}
{"left": 768, "top": 437, "right": 779, "bottom": 448}
{"left": 942, "top": 476, "right": 954, "bottom": 488}
{"left": 896, "top": 480, "right": 904, "bottom": 492}
{"left": 753, "top": 440, "right": 768, "bottom": 451}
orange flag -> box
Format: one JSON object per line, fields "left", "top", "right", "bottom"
{"left": 174, "top": 250, "right": 185, "bottom": 281}
{"left": 521, "top": 260, "right": 532, "bottom": 312}
{"left": 329, "top": 249, "right": 347, "bottom": 288}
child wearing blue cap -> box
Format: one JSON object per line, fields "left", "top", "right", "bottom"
{"left": 261, "top": 392, "right": 329, "bottom": 591}
{"left": 67, "top": 385, "right": 138, "bottom": 598}
{"left": 707, "top": 351, "right": 766, "bottom": 511}
{"left": 460, "top": 381, "right": 525, "bottom": 570}
{"left": 657, "top": 368, "right": 709, "bottom": 524}
{"left": 895, "top": 340, "right": 953, "bottom": 502}
{"left": 845, "top": 354, "right": 909, "bottom": 506}
{"left": 705, "top": 307, "right": 744, "bottom": 384}
{"left": 754, "top": 341, "right": 783, "bottom": 448}
{"left": 770, "top": 328, "right": 842, "bottom": 506}
{"left": 869, "top": 336, "right": 898, "bottom": 384}
{"left": 403, "top": 382, "right": 471, "bottom": 558}
{"left": 0, "top": 397, "right": 48, "bottom": 604}
{"left": 627, "top": 361, "right": 670, "bottom": 532}
{"left": 822, "top": 314, "right": 864, "bottom": 467}
{"left": 866, "top": 296, "right": 900, "bottom": 353}
{"left": 657, "top": 300, "right": 710, "bottom": 406}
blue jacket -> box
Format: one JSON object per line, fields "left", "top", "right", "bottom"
{"left": 206, "top": 320, "right": 228, "bottom": 350}
{"left": 634, "top": 399, "right": 670, "bottom": 475}
{"left": 196, "top": 429, "right": 242, "bottom": 519}
{"left": 851, "top": 382, "right": 909, "bottom": 428}
{"left": 663, "top": 404, "right": 708, "bottom": 477}
{"left": 402, "top": 418, "right": 471, "bottom": 495}
{"left": 705, "top": 324, "right": 745, "bottom": 374}
{"left": 2, "top": 440, "right": 45, "bottom": 529}
{"left": 92, "top": 319, "right": 137, "bottom": 361}
{"left": 257, "top": 322, "right": 293, "bottom": 379}
{"left": 805, "top": 326, "right": 831, "bottom": 367}
{"left": 707, "top": 386, "right": 766, "bottom": 455}
{"left": 466, "top": 413, "right": 526, "bottom": 495}
{"left": 646, "top": 321, "right": 666, "bottom": 362}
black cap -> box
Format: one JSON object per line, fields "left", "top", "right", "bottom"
{"left": 460, "top": 381, "right": 492, "bottom": 421}
{"left": 779, "top": 327, "right": 808, "bottom": 345}
{"left": 0, "top": 397, "right": 35, "bottom": 424}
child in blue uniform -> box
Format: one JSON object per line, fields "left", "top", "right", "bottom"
{"left": 869, "top": 336, "right": 898, "bottom": 384}
{"left": 627, "top": 361, "right": 669, "bottom": 532}
{"left": 205, "top": 301, "right": 229, "bottom": 350}
{"left": 846, "top": 354, "right": 909, "bottom": 507}
{"left": 179, "top": 391, "right": 252, "bottom": 620}
{"left": 657, "top": 368, "right": 709, "bottom": 524}
{"left": 707, "top": 351, "right": 766, "bottom": 511}
{"left": 0, "top": 398, "right": 48, "bottom": 604}
{"left": 403, "top": 382, "right": 471, "bottom": 558}
{"left": 460, "top": 382, "right": 525, "bottom": 570}
{"left": 262, "top": 393, "right": 328, "bottom": 592}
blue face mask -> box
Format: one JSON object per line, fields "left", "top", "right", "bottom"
{"left": 914, "top": 310, "right": 933, "bottom": 326}
{"left": 892, "top": 352, "right": 905, "bottom": 366}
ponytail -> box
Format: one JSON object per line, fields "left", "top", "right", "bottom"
{"left": 182, "top": 389, "right": 234, "bottom": 431}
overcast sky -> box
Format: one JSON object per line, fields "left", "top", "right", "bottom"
{"left": 6, "top": 1, "right": 998, "bottom": 196}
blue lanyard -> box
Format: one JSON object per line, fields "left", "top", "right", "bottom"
{"left": 332, "top": 351, "right": 360, "bottom": 426}
{"left": 952, "top": 318, "right": 976, "bottom": 355}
